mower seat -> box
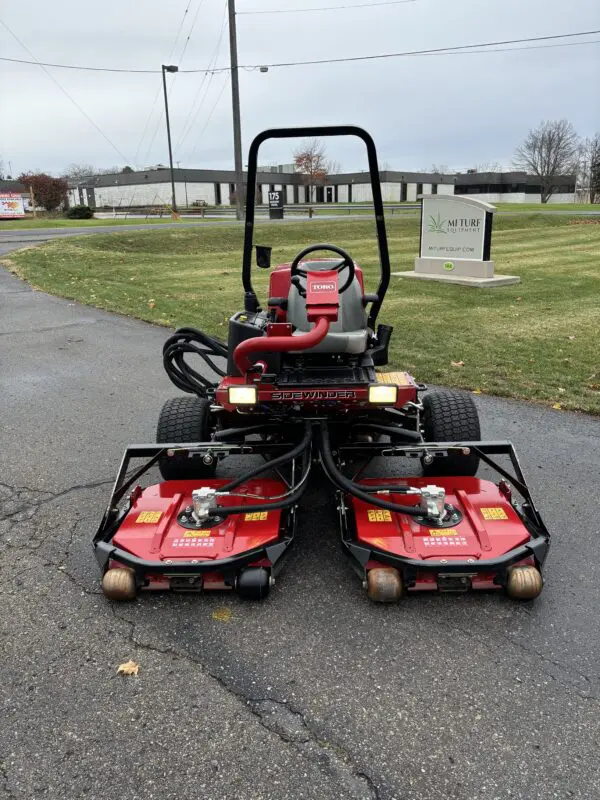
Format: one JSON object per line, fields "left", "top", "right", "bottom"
{"left": 287, "top": 261, "right": 368, "bottom": 354}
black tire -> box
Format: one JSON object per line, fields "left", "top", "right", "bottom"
{"left": 421, "top": 390, "right": 481, "bottom": 476}
{"left": 157, "top": 396, "right": 217, "bottom": 480}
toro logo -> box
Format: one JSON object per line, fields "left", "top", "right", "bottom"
{"left": 310, "top": 282, "right": 336, "bottom": 292}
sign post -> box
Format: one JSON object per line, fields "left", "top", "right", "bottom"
{"left": 393, "top": 195, "right": 519, "bottom": 287}
{"left": 268, "top": 189, "right": 284, "bottom": 220}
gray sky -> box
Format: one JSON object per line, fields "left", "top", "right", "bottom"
{"left": 1, "top": 0, "right": 599, "bottom": 177}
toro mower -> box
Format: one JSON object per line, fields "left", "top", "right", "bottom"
{"left": 94, "top": 125, "right": 550, "bottom": 603}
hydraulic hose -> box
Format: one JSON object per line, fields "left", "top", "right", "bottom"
{"left": 219, "top": 421, "right": 313, "bottom": 493}
{"left": 319, "top": 422, "right": 425, "bottom": 517}
{"left": 163, "top": 327, "right": 228, "bottom": 395}
{"left": 349, "top": 423, "right": 422, "bottom": 442}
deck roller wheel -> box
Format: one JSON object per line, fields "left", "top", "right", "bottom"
{"left": 236, "top": 567, "right": 271, "bottom": 600}
{"left": 102, "top": 568, "right": 137, "bottom": 601}
{"left": 366, "top": 567, "right": 403, "bottom": 603}
{"left": 505, "top": 565, "right": 543, "bottom": 600}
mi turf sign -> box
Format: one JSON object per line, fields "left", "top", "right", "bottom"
{"left": 421, "top": 196, "right": 494, "bottom": 261}
{"left": 393, "top": 194, "right": 519, "bottom": 287}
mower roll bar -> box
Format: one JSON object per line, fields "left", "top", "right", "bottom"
{"left": 242, "top": 125, "right": 391, "bottom": 332}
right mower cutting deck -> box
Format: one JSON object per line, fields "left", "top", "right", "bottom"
{"left": 94, "top": 125, "right": 550, "bottom": 604}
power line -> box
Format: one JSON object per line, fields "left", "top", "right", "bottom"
{"left": 0, "top": 18, "right": 132, "bottom": 165}
{"left": 185, "top": 74, "right": 230, "bottom": 165}
{"left": 237, "top": 0, "right": 416, "bottom": 14}
{"left": 1, "top": 30, "right": 598, "bottom": 73}
{"left": 176, "top": 0, "right": 208, "bottom": 64}
{"left": 176, "top": 0, "right": 229, "bottom": 154}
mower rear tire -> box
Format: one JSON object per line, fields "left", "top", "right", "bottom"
{"left": 366, "top": 567, "right": 403, "bottom": 603}
{"left": 157, "top": 396, "right": 217, "bottom": 481}
{"left": 102, "top": 568, "right": 136, "bottom": 601}
{"left": 421, "top": 390, "right": 481, "bottom": 476}
{"left": 506, "top": 565, "right": 543, "bottom": 600}
{"left": 237, "top": 568, "right": 271, "bottom": 600}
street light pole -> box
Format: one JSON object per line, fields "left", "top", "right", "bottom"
{"left": 228, "top": 0, "right": 244, "bottom": 221}
{"left": 161, "top": 64, "right": 179, "bottom": 218}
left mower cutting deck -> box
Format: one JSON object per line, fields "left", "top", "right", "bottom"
{"left": 94, "top": 124, "right": 550, "bottom": 604}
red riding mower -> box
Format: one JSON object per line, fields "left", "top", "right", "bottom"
{"left": 94, "top": 126, "right": 550, "bottom": 603}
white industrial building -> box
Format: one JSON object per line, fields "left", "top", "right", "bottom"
{"left": 65, "top": 166, "right": 576, "bottom": 209}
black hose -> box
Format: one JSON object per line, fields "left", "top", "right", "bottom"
{"left": 319, "top": 422, "right": 425, "bottom": 517}
{"left": 220, "top": 421, "right": 312, "bottom": 493}
{"left": 214, "top": 424, "right": 280, "bottom": 441}
{"left": 208, "top": 480, "right": 307, "bottom": 520}
{"left": 163, "top": 327, "right": 228, "bottom": 396}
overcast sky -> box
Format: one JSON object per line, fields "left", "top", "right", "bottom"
{"left": 1, "top": 0, "right": 599, "bottom": 177}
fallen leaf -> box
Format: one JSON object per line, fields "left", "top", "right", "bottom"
{"left": 147, "top": 299, "right": 156, "bottom": 309}
{"left": 472, "top": 389, "right": 482, "bottom": 395}
{"left": 568, "top": 336, "right": 576, "bottom": 341}
{"left": 117, "top": 659, "right": 139, "bottom": 676}
{"left": 451, "top": 360, "right": 465, "bottom": 368}
{"left": 212, "top": 608, "right": 232, "bottom": 623}
{"left": 557, "top": 387, "right": 566, "bottom": 393}
{"left": 551, "top": 403, "right": 562, "bottom": 410}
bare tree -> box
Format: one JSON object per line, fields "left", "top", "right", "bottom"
{"left": 513, "top": 119, "right": 580, "bottom": 203}
{"left": 294, "top": 138, "right": 329, "bottom": 202}
{"left": 61, "top": 163, "right": 97, "bottom": 179}
{"left": 475, "top": 161, "right": 503, "bottom": 173}
{"left": 429, "top": 163, "right": 451, "bottom": 174}
{"left": 577, "top": 134, "right": 600, "bottom": 203}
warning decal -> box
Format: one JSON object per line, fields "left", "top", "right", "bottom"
{"left": 183, "top": 530, "right": 212, "bottom": 538}
{"left": 429, "top": 528, "right": 458, "bottom": 536}
{"left": 245, "top": 512, "right": 268, "bottom": 521}
{"left": 136, "top": 511, "right": 162, "bottom": 524}
{"left": 480, "top": 507, "right": 508, "bottom": 521}
{"left": 368, "top": 509, "right": 393, "bottom": 523}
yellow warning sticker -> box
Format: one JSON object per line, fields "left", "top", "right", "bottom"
{"left": 135, "top": 511, "right": 162, "bottom": 524}
{"left": 367, "top": 509, "right": 393, "bottom": 523}
{"left": 245, "top": 512, "right": 268, "bottom": 521}
{"left": 183, "top": 529, "right": 212, "bottom": 538}
{"left": 429, "top": 528, "right": 458, "bottom": 536}
{"left": 480, "top": 507, "right": 509, "bottom": 521}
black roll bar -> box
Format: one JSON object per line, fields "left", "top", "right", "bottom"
{"left": 242, "top": 125, "right": 391, "bottom": 331}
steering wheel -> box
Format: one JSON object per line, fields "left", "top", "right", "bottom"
{"left": 290, "top": 244, "right": 356, "bottom": 296}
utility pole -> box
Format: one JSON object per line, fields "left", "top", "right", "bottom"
{"left": 228, "top": 0, "right": 244, "bottom": 221}
{"left": 162, "top": 64, "right": 179, "bottom": 218}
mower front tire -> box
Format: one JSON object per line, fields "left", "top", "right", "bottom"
{"left": 421, "top": 390, "right": 481, "bottom": 477}
{"left": 157, "top": 396, "right": 217, "bottom": 481}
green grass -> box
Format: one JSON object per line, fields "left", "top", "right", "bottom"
{"left": 5, "top": 214, "right": 600, "bottom": 414}
{"left": 0, "top": 217, "right": 195, "bottom": 230}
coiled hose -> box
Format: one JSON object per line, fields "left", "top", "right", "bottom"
{"left": 163, "top": 327, "right": 228, "bottom": 396}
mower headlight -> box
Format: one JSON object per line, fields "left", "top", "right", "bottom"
{"left": 368, "top": 384, "right": 398, "bottom": 405}
{"left": 228, "top": 385, "right": 258, "bottom": 406}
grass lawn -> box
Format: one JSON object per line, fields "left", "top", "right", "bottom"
{"left": 0, "top": 217, "right": 194, "bottom": 230}
{"left": 5, "top": 214, "right": 600, "bottom": 414}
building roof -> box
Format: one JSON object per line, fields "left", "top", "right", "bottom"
{"left": 0, "top": 180, "right": 28, "bottom": 193}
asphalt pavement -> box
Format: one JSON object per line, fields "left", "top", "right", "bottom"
{"left": 1, "top": 264, "right": 599, "bottom": 800}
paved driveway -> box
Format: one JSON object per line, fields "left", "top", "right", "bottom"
{"left": 1, "top": 266, "right": 599, "bottom": 800}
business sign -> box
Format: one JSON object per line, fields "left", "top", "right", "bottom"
{"left": 420, "top": 195, "right": 495, "bottom": 261}
{"left": 0, "top": 193, "right": 26, "bottom": 218}
{"left": 268, "top": 189, "right": 284, "bottom": 220}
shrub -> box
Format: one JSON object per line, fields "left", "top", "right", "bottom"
{"left": 65, "top": 205, "right": 94, "bottom": 219}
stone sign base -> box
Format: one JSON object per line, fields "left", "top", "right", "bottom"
{"left": 392, "top": 270, "right": 521, "bottom": 288}
{"left": 392, "top": 256, "right": 520, "bottom": 288}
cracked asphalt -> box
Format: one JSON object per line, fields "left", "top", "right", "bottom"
{"left": 1, "top": 264, "right": 599, "bottom": 800}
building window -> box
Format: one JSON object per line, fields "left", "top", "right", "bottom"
{"left": 431, "top": 184, "right": 438, "bottom": 195}
{"left": 400, "top": 182, "right": 407, "bottom": 202}
{"left": 214, "top": 183, "right": 221, "bottom": 205}
{"left": 416, "top": 183, "right": 423, "bottom": 196}
{"left": 293, "top": 185, "right": 299, "bottom": 204}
